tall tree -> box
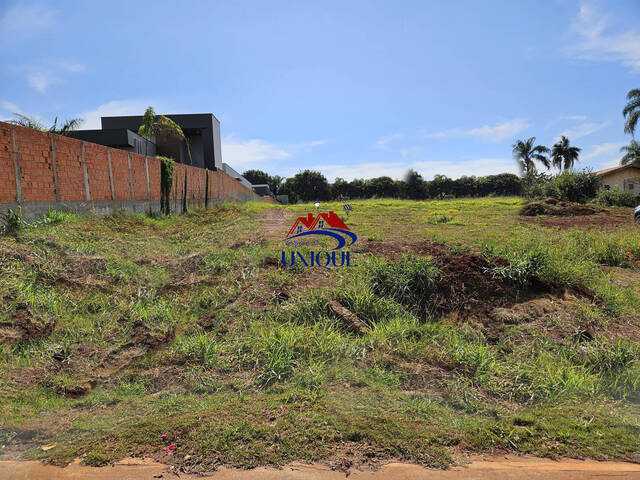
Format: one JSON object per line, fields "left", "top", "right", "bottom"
{"left": 242, "top": 169, "right": 271, "bottom": 186}
{"left": 551, "top": 136, "right": 581, "bottom": 170}
{"left": 623, "top": 88, "right": 640, "bottom": 137}
{"left": 404, "top": 169, "right": 427, "bottom": 199}
{"left": 620, "top": 140, "right": 640, "bottom": 166}
{"left": 512, "top": 137, "right": 550, "bottom": 174}
{"left": 8, "top": 113, "right": 82, "bottom": 136}
{"left": 288, "top": 170, "right": 330, "bottom": 202}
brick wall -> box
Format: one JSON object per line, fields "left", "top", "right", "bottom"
{"left": 0, "top": 120, "right": 275, "bottom": 221}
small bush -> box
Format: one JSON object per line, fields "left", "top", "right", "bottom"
{"left": 1, "top": 208, "right": 24, "bottom": 235}
{"left": 368, "top": 256, "right": 440, "bottom": 316}
{"left": 488, "top": 248, "right": 548, "bottom": 293}
{"left": 595, "top": 187, "right": 639, "bottom": 207}
{"left": 426, "top": 213, "right": 452, "bottom": 224}
{"left": 42, "top": 209, "right": 78, "bottom": 225}
{"left": 542, "top": 170, "right": 602, "bottom": 204}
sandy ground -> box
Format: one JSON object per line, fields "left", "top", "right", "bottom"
{"left": 2, "top": 456, "right": 640, "bottom": 480}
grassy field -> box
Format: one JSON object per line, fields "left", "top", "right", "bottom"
{"left": 1, "top": 198, "right": 639, "bottom": 473}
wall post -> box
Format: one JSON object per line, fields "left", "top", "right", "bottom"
{"left": 50, "top": 134, "right": 61, "bottom": 202}
{"left": 10, "top": 127, "right": 23, "bottom": 204}
{"left": 107, "top": 148, "right": 115, "bottom": 200}
{"left": 81, "top": 143, "right": 91, "bottom": 201}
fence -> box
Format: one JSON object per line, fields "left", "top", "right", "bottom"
{"left": 0, "top": 121, "right": 276, "bottom": 222}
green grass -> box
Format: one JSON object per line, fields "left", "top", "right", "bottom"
{"left": 1, "top": 198, "right": 639, "bottom": 470}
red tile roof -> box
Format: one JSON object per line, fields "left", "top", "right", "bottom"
{"left": 595, "top": 164, "right": 640, "bottom": 176}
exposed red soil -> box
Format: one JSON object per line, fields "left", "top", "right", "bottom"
{"left": 359, "top": 240, "right": 600, "bottom": 342}
{"left": 363, "top": 240, "right": 545, "bottom": 319}
{"left": 519, "top": 212, "right": 633, "bottom": 229}
{"left": 518, "top": 199, "right": 634, "bottom": 229}
{"left": 520, "top": 198, "right": 604, "bottom": 216}
{"left": 0, "top": 303, "right": 54, "bottom": 346}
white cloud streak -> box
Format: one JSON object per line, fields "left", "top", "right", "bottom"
{"left": 423, "top": 119, "right": 529, "bottom": 142}
{"left": 582, "top": 142, "right": 625, "bottom": 161}
{"left": 375, "top": 133, "right": 404, "bottom": 149}
{"left": 79, "top": 100, "right": 154, "bottom": 129}
{"left": 307, "top": 158, "right": 518, "bottom": 182}
{"left": 557, "top": 121, "right": 609, "bottom": 141}
{"left": 565, "top": 1, "right": 640, "bottom": 72}
{"left": 0, "top": 2, "right": 55, "bottom": 42}
{"left": 13, "top": 60, "right": 86, "bottom": 94}
{"left": 222, "top": 137, "right": 326, "bottom": 172}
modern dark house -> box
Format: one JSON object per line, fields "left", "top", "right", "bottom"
{"left": 68, "top": 128, "right": 156, "bottom": 156}
{"left": 69, "top": 113, "right": 223, "bottom": 170}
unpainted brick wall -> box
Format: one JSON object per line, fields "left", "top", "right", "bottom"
{"left": 0, "top": 120, "right": 273, "bottom": 219}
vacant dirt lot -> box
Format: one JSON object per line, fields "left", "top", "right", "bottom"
{"left": 1, "top": 198, "right": 639, "bottom": 475}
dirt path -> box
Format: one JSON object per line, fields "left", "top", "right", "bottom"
{"left": 2, "top": 456, "right": 640, "bottom": 480}
{"left": 261, "top": 207, "right": 292, "bottom": 240}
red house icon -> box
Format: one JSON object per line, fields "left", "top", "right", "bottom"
{"left": 286, "top": 211, "right": 349, "bottom": 238}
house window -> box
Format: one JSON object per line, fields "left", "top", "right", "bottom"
{"left": 296, "top": 225, "right": 302, "bottom": 233}
{"left": 629, "top": 183, "right": 635, "bottom": 190}
{"left": 318, "top": 220, "right": 325, "bottom": 228}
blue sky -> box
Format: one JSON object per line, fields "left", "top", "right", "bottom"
{"left": 1, "top": 0, "right": 639, "bottom": 181}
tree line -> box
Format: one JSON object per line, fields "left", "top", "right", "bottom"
{"left": 243, "top": 169, "right": 522, "bottom": 203}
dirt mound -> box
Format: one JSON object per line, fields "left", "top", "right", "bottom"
{"left": 519, "top": 210, "right": 632, "bottom": 229}
{"left": 362, "top": 241, "right": 597, "bottom": 325}
{"left": 0, "top": 304, "right": 54, "bottom": 346}
{"left": 54, "top": 255, "right": 107, "bottom": 287}
{"left": 520, "top": 198, "right": 602, "bottom": 216}
{"left": 165, "top": 253, "right": 208, "bottom": 289}
{"left": 426, "top": 247, "right": 518, "bottom": 318}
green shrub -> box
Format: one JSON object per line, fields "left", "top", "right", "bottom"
{"left": 368, "top": 256, "right": 440, "bottom": 317}
{"left": 488, "top": 248, "right": 548, "bottom": 294}
{"left": 541, "top": 169, "right": 602, "bottom": 204}
{"left": 42, "top": 209, "right": 79, "bottom": 225}
{"left": 595, "top": 187, "right": 639, "bottom": 207}
{"left": 1, "top": 207, "right": 24, "bottom": 235}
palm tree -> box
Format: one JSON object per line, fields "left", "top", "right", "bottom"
{"left": 49, "top": 117, "right": 83, "bottom": 135}
{"left": 137, "top": 106, "right": 193, "bottom": 164}
{"left": 620, "top": 140, "right": 640, "bottom": 166}
{"left": 512, "top": 137, "right": 550, "bottom": 174}
{"left": 551, "top": 136, "right": 581, "bottom": 170}
{"left": 8, "top": 113, "right": 82, "bottom": 136}
{"left": 623, "top": 88, "right": 640, "bottom": 137}
{"left": 8, "top": 113, "right": 46, "bottom": 131}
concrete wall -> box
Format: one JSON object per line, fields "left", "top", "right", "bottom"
{"left": 600, "top": 168, "right": 640, "bottom": 192}
{"left": 0, "top": 121, "right": 275, "bottom": 223}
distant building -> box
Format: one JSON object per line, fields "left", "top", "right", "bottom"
{"left": 68, "top": 128, "right": 155, "bottom": 156}
{"left": 251, "top": 184, "right": 273, "bottom": 197}
{"left": 69, "top": 113, "right": 223, "bottom": 171}
{"left": 221, "top": 163, "right": 252, "bottom": 189}
{"left": 595, "top": 164, "right": 640, "bottom": 193}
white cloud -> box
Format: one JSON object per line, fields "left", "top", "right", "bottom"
{"left": 557, "top": 121, "right": 609, "bottom": 141}
{"left": 424, "top": 119, "right": 529, "bottom": 142}
{"left": 308, "top": 158, "right": 518, "bottom": 182}
{"left": 0, "top": 2, "right": 55, "bottom": 41}
{"left": 0, "top": 100, "right": 36, "bottom": 121}
{"left": 375, "top": 133, "right": 404, "bottom": 149}
{"left": 221, "top": 137, "right": 326, "bottom": 172}
{"left": 565, "top": 1, "right": 640, "bottom": 72}
{"left": 13, "top": 59, "right": 86, "bottom": 94}
{"left": 79, "top": 100, "right": 153, "bottom": 129}
{"left": 26, "top": 70, "right": 60, "bottom": 93}
{"left": 582, "top": 142, "right": 625, "bottom": 161}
